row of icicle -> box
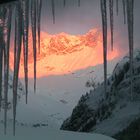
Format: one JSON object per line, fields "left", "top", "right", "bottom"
{"left": 0, "top": 0, "right": 42, "bottom": 135}
{"left": 0, "top": 0, "right": 134, "bottom": 136}
{"left": 100, "top": 0, "right": 134, "bottom": 99}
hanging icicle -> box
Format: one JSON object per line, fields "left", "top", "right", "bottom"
{"left": 22, "top": 0, "right": 29, "bottom": 104}
{"left": 100, "top": 0, "right": 108, "bottom": 97}
{"left": 37, "top": 0, "right": 42, "bottom": 54}
{"left": 122, "top": 0, "right": 126, "bottom": 24}
{"left": 0, "top": 42, "right": 3, "bottom": 112}
{"left": 51, "top": 0, "right": 55, "bottom": 24}
{"left": 116, "top": 0, "right": 119, "bottom": 16}
{"left": 78, "top": 0, "right": 81, "bottom": 7}
{"left": 13, "top": 1, "right": 23, "bottom": 135}
{"left": 31, "top": 0, "right": 37, "bottom": 92}
{"left": 3, "top": 4, "right": 12, "bottom": 135}
{"left": 0, "top": 27, "right": 3, "bottom": 112}
{"left": 109, "top": 0, "right": 114, "bottom": 51}
{"left": 126, "top": 0, "right": 134, "bottom": 100}
{"left": 63, "top": 0, "right": 66, "bottom": 7}
{"left": 0, "top": 7, "right": 5, "bottom": 112}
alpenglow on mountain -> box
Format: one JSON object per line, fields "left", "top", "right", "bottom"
{"left": 10, "top": 28, "right": 119, "bottom": 77}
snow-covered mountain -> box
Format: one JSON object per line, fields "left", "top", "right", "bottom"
{"left": 10, "top": 28, "right": 119, "bottom": 78}
{"left": 61, "top": 49, "right": 140, "bottom": 139}
{"left": 7, "top": 27, "right": 121, "bottom": 131}
{"left": 0, "top": 25, "right": 125, "bottom": 137}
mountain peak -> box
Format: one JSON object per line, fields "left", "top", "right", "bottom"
{"left": 10, "top": 28, "right": 119, "bottom": 77}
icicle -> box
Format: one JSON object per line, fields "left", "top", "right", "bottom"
{"left": 0, "top": 29, "right": 3, "bottom": 112}
{"left": 22, "top": 0, "right": 29, "bottom": 104}
{"left": 122, "top": 0, "right": 126, "bottom": 24}
{"left": 3, "top": 5, "right": 12, "bottom": 135}
{"left": 51, "top": 0, "right": 55, "bottom": 24}
{"left": 116, "top": 0, "right": 119, "bottom": 16}
{"left": 37, "top": 0, "right": 42, "bottom": 54}
{"left": 126, "top": 0, "right": 134, "bottom": 100}
{"left": 109, "top": 0, "right": 114, "bottom": 51}
{"left": 31, "top": 0, "right": 37, "bottom": 92}
{"left": 0, "top": 7, "right": 5, "bottom": 112}
{"left": 13, "top": 1, "right": 23, "bottom": 135}
{"left": 100, "top": 0, "right": 108, "bottom": 97}
{"left": 0, "top": 48, "right": 3, "bottom": 112}
{"left": 78, "top": 0, "right": 81, "bottom": 7}
{"left": 63, "top": 0, "right": 66, "bottom": 7}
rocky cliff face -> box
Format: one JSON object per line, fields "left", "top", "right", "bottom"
{"left": 61, "top": 50, "right": 140, "bottom": 138}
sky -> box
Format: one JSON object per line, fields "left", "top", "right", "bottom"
{"left": 40, "top": 0, "right": 140, "bottom": 53}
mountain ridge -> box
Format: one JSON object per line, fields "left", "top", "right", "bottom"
{"left": 10, "top": 28, "right": 119, "bottom": 77}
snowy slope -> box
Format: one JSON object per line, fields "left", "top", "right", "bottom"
{"left": 27, "top": 57, "right": 120, "bottom": 109}
{"left": 0, "top": 71, "right": 71, "bottom": 130}
{"left": 0, "top": 57, "right": 120, "bottom": 135}
{"left": 0, "top": 125, "right": 115, "bottom": 140}
{"left": 0, "top": 72, "right": 116, "bottom": 140}
{"left": 61, "top": 49, "right": 140, "bottom": 137}
{"left": 1, "top": 58, "right": 118, "bottom": 132}
{"left": 17, "top": 57, "right": 119, "bottom": 128}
